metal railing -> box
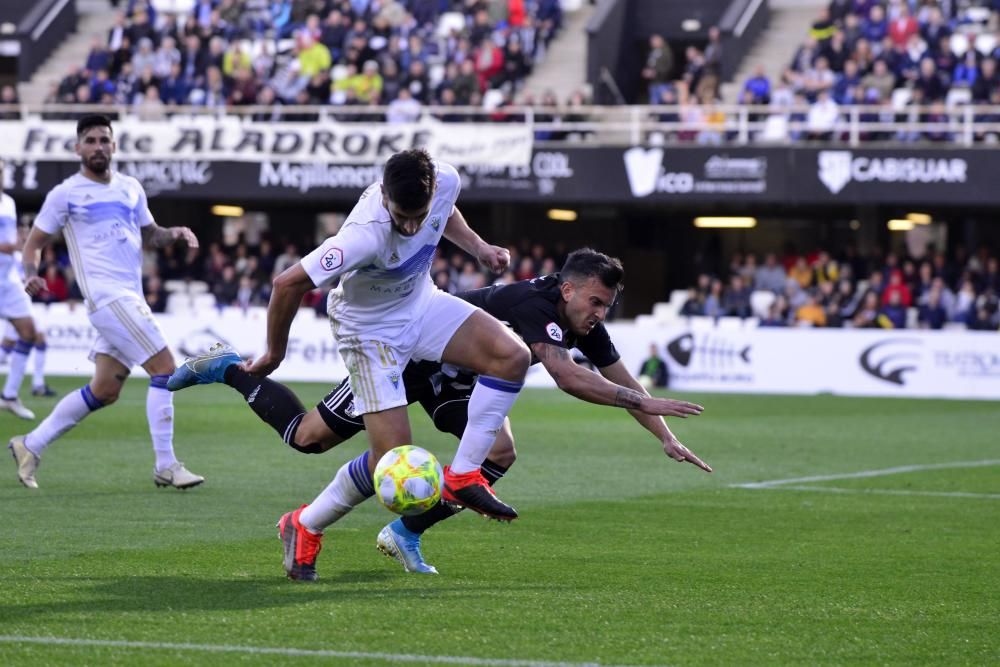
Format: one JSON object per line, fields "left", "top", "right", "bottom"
{"left": 2, "top": 102, "right": 999, "bottom": 148}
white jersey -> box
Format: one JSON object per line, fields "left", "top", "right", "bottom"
{"left": 34, "top": 171, "right": 153, "bottom": 311}
{"left": 0, "top": 193, "right": 17, "bottom": 284}
{"left": 301, "top": 161, "right": 461, "bottom": 341}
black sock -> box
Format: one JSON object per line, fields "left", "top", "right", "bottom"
{"left": 223, "top": 365, "right": 306, "bottom": 445}
{"left": 402, "top": 458, "right": 511, "bottom": 534}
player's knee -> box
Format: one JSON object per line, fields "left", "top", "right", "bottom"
{"left": 288, "top": 441, "right": 330, "bottom": 454}
{"left": 291, "top": 418, "right": 342, "bottom": 454}
{"left": 495, "top": 338, "right": 530, "bottom": 380}
{"left": 90, "top": 387, "right": 120, "bottom": 406}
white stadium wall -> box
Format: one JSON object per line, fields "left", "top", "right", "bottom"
{"left": 32, "top": 304, "right": 1000, "bottom": 400}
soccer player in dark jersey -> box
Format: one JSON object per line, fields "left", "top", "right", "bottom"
{"left": 169, "top": 248, "right": 709, "bottom": 578}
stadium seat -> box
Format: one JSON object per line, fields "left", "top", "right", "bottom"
{"left": 891, "top": 88, "right": 912, "bottom": 111}
{"left": 975, "top": 32, "right": 997, "bottom": 56}
{"left": 946, "top": 88, "right": 972, "bottom": 109}
{"left": 152, "top": 0, "right": 195, "bottom": 12}
{"left": 436, "top": 12, "right": 466, "bottom": 38}
{"left": 949, "top": 33, "right": 970, "bottom": 57}
{"left": 750, "top": 290, "right": 776, "bottom": 318}
{"left": 759, "top": 115, "right": 789, "bottom": 142}
{"left": 164, "top": 280, "right": 187, "bottom": 293}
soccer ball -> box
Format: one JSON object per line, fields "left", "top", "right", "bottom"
{"left": 373, "top": 445, "right": 443, "bottom": 516}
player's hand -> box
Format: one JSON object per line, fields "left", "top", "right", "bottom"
{"left": 242, "top": 350, "right": 283, "bottom": 377}
{"left": 477, "top": 245, "right": 510, "bottom": 273}
{"left": 23, "top": 276, "right": 47, "bottom": 297}
{"left": 171, "top": 226, "right": 199, "bottom": 249}
{"left": 663, "top": 436, "right": 712, "bottom": 473}
{"left": 639, "top": 396, "right": 704, "bottom": 418}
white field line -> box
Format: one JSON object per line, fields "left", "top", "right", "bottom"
{"left": 730, "top": 460, "right": 1000, "bottom": 490}
{"left": 747, "top": 485, "right": 1000, "bottom": 500}
{"left": 0, "top": 636, "right": 662, "bottom": 667}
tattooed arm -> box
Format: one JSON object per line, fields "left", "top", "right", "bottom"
{"left": 531, "top": 342, "right": 703, "bottom": 418}
{"left": 140, "top": 223, "right": 199, "bottom": 249}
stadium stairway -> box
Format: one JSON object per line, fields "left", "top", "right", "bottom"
{"left": 19, "top": 0, "right": 118, "bottom": 105}
{"left": 519, "top": 0, "right": 595, "bottom": 103}
{"left": 720, "top": 0, "right": 826, "bottom": 103}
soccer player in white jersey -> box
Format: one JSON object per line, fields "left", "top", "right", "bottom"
{"left": 7, "top": 114, "right": 204, "bottom": 490}
{"left": 170, "top": 148, "right": 530, "bottom": 579}
{"left": 0, "top": 160, "right": 39, "bottom": 420}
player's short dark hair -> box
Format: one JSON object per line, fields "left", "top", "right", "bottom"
{"left": 382, "top": 149, "right": 435, "bottom": 211}
{"left": 76, "top": 114, "right": 113, "bottom": 139}
{"left": 560, "top": 248, "right": 625, "bottom": 291}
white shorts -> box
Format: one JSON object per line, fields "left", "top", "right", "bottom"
{"left": 87, "top": 295, "right": 168, "bottom": 368}
{"left": 0, "top": 282, "right": 33, "bottom": 321}
{"left": 338, "top": 289, "right": 477, "bottom": 415}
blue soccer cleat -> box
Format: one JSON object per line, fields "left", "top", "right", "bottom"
{"left": 376, "top": 519, "right": 438, "bottom": 574}
{"left": 167, "top": 343, "right": 241, "bottom": 391}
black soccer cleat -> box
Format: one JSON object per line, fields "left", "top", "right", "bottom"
{"left": 441, "top": 466, "right": 518, "bottom": 522}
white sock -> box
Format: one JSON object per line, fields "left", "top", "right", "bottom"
{"left": 450, "top": 377, "right": 523, "bottom": 474}
{"left": 148, "top": 376, "right": 177, "bottom": 471}
{"left": 25, "top": 385, "right": 104, "bottom": 456}
{"left": 2, "top": 339, "right": 31, "bottom": 399}
{"left": 31, "top": 343, "right": 47, "bottom": 389}
{"left": 299, "top": 452, "right": 374, "bottom": 532}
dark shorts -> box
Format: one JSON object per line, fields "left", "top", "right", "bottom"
{"left": 316, "top": 361, "right": 473, "bottom": 442}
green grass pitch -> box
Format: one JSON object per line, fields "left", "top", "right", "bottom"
{"left": 1, "top": 378, "right": 998, "bottom": 666}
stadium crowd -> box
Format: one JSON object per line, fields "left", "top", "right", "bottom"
{"left": 679, "top": 244, "right": 1000, "bottom": 331}
{"left": 33, "top": 0, "right": 575, "bottom": 120}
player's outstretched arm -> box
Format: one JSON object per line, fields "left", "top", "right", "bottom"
{"left": 443, "top": 207, "right": 510, "bottom": 273}
{"left": 21, "top": 226, "right": 54, "bottom": 297}
{"left": 532, "top": 342, "right": 702, "bottom": 417}
{"left": 141, "top": 223, "right": 199, "bottom": 249}
{"left": 243, "top": 263, "right": 315, "bottom": 377}
{"left": 599, "top": 360, "right": 712, "bottom": 473}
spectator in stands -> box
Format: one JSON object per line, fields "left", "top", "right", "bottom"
{"left": 913, "top": 57, "right": 947, "bottom": 102}
{"left": 852, "top": 290, "right": 882, "bottom": 328}
{"left": 679, "top": 288, "right": 705, "bottom": 317}
{"left": 758, "top": 297, "right": 787, "bottom": 326}
{"left": 881, "top": 289, "right": 908, "bottom": 328}
{"left": 810, "top": 7, "right": 836, "bottom": 44}
{"left": 755, "top": 253, "right": 787, "bottom": 293}
{"left": 889, "top": 4, "right": 919, "bottom": 49}
{"left": 972, "top": 58, "right": 999, "bottom": 103}
{"left": 637, "top": 343, "right": 668, "bottom": 389}
{"left": 795, "top": 291, "right": 827, "bottom": 327}
{"left": 861, "top": 59, "right": 897, "bottom": 102}
{"left": 0, "top": 85, "right": 20, "bottom": 120}
{"left": 703, "top": 279, "right": 725, "bottom": 319}
{"left": 704, "top": 26, "right": 724, "bottom": 76}
{"left": 723, "top": 275, "right": 752, "bottom": 318}
{"left": 952, "top": 278, "right": 977, "bottom": 322}
{"left": 861, "top": 5, "right": 888, "bottom": 48}
{"left": 825, "top": 31, "right": 851, "bottom": 74}
{"left": 882, "top": 270, "right": 913, "bottom": 307}
{"left": 386, "top": 88, "right": 422, "bottom": 123}
{"left": 642, "top": 34, "right": 674, "bottom": 103}
{"left": 144, "top": 275, "right": 169, "bottom": 314}
{"left": 917, "top": 287, "right": 948, "bottom": 329}
{"left": 39, "top": 266, "right": 69, "bottom": 304}
{"left": 832, "top": 58, "right": 862, "bottom": 104}
{"left": 742, "top": 64, "right": 771, "bottom": 104}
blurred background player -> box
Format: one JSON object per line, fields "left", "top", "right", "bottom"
{"left": 0, "top": 161, "right": 38, "bottom": 420}
{"left": 8, "top": 114, "right": 204, "bottom": 490}
{"left": 0, "top": 224, "right": 57, "bottom": 398}
{"left": 170, "top": 249, "right": 709, "bottom": 578}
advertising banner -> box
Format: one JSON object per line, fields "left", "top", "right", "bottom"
{"left": 605, "top": 323, "right": 1000, "bottom": 400}
{"left": 0, "top": 119, "right": 532, "bottom": 167}
{"left": 4, "top": 142, "right": 1000, "bottom": 204}
{"left": 33, "top": 304, "right": 1000, "bottom": 400}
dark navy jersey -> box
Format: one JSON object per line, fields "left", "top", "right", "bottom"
{"left": 459, "top": 274, "right": 621, "bottom": 368}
